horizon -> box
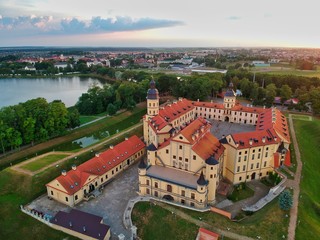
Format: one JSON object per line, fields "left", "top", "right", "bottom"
{"left": 1, "top": 0, "right": 320, "bottom": 48}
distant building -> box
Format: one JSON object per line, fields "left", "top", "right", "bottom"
{"left": 252, "top": 61, "right": 270, "bottom": 67}
{"left": 51, "top": 209, "right": 111, "bottom": 240}
{"left": 46, "top": 135, "right": 145, "bottom": 206}
{"left": 196, "top": 228, "right": 219, "bottom": 240}
{"left": 268, "top": 59, "right": 280, "bottom": 64}
{"left": 24, "top": 65, "right": 36, "bottom": 71}
{"left": 54, "top": 62, "right": 70, "bottom": 69}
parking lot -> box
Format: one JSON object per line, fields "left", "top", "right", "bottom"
{"left": 209, "top": 119, "right": 256, "bottom": 139}
{"left": 27, "top": 162, "right": 140, "bottom": 239}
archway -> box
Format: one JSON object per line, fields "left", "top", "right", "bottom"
{"left": 251, "top": 172, "right": 256, "bottom": 180}
{"left": 225, "top": 116, "right": 229, "bottom": 122}
{"left": 163, "top": 195, "right": 174, "bottom": 201}
{"left": 89, "top": 184, "right": 95, "bottom": 193}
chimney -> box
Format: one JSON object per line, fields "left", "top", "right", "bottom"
{"left": 110, "top": 145, "right": 114, "bottom": 149}
{"left": 72, "top": 165, "right": 76, "bottom": 170}
{"left": 125, "top": 137, "right": 128, "bottom": 141}
{"left": 210, "top": 100, "right": 213, "bottom": 103}
{"left": 83, "top": 226, "right": 86, "bottom": 232}
{"left": 249, "top": 138, "right": 253, "bottom": 146}
{"left": 179, "top": 97, "right": 183, "bottom": 101}
{"left": 262, "top": 137, "right": 266, "bottom": 143}
{"left": 61, "top": 170, "right": 67, "bottom": 176}
{"left": 197, "top": 99, "right": 200, "bottom": 102}
{"left": 95, "top": 153, "right": 100, "bottom": 157}
{"left": 274, "top": 137, "right": 277, "bottom": 141}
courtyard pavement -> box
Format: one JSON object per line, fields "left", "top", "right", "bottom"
{"left": 27, "top": 162, "right": 140, "bottom": 240}
{"left": 209, "top": 120, "right": 256, "bottom": 139}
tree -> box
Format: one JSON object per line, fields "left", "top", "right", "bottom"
{"left": 280, "top": 85, "right": 292, "bottom": 104}
{"left": 107, "top": 103, "right": 117, "bottom": 115}
{"left": 279, "top": 190, "right": 293, "bottom": 211}
{"left": 265, "top": 83, "right": 277, "bottom": 107}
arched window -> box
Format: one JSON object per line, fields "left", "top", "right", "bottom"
{"left": 167, "top": 184, "right": 172, "bottom": 192}
{"left": 155, "top": 182, "right": 158, "bottom": 188}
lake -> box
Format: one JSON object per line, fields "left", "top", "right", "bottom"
{"left": 0, "top": 76, "right": 103, "bottom": 108}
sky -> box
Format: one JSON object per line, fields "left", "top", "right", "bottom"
{"left": 0, "top": 0, "right": 319, "bottom": 48}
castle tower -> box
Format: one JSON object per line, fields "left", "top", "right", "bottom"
{"left": 147, "top": 79, "right": 159, "bottom": 116}
{"left": 196, "top": 171, "right": 208, "bottom": 208}
{"left": 224, "top": 82, "right": 236, "bottom": 109}
{"left": 144, "top": 79, "right": 160, "bottom": 144}
{"left": 138, "top": 158, "right": 148, "bottom": 195}
{"left": 205, "top": 155, "right": 219, "bottom": 203}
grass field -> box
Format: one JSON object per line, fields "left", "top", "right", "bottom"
{"left": 0, "top": 104, "right": 146, "bottom": 170}
{"left": 290, "top": 114, "right": 312, "bottom": 121}
{"left": 252, "top": 67, "right": 320, "bottom": 78}
{"left": 79, "top": 115, "right": 101, "bottom": 125}
{"left": 227, "top": 183, "right": 254, "bottom": 202}
{"left": 132, "top": 202, "right": 199, "bottom": 240}
{"left": 20, "top": 154, "right": 70, "bottom": 172}
{"left": 133, "top": 198, "right": 289, "bottom": 239}
{"left": 294, "top": 118, "right": 320, "bottom": 240}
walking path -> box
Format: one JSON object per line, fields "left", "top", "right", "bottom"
{"left": 12, "top": 123, "right": 143, "bottom": 176}
{"left": 287, "top": 115, "right": 303, "bottom": 240}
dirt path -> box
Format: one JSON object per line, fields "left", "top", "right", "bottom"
{"left": 12, "top": 123, "right": 142, "bottom": 176}
{"left": 287, "top": 115, "right": 303, "bottom": 240}
{"left": 157, "top": 202, "right": 254, "bottom": 240}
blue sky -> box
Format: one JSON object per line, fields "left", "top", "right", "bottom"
{"left": 0, "top": 0, "right": 319, "bottom": 47}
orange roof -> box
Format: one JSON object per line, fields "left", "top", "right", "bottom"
{"left": 231, "top": 104, "right": 265, "bottom": 114}
{"left": 47, "top": 136, "right": 145, "bottom": 195}
{"left": 180, "top": 117, "right": 210, "bottom": 143}
{"left": 231, "top": 129, "right": 280, "bottom": 149}
{"left": 284, "top": 150, "right": 291, "bottom": 167}
{"left": 274, "top": 152, "right": 280, "bottom": 168}
{"left": 193, "top": 101, "right": 224, "bottom": 109}
{"left": 256, "top": 108, "right": 290, "bottom": 143}
{"left": 192, "top": 132, "right": 224, "bottom": 160}
{"left": 198, "top": 228, "right": 219, "bottom": 240}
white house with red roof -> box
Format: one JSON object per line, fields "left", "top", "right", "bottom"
{"left": 46, "top": 135, "right": 145, "bottom": 207}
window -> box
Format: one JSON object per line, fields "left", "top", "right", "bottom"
{"left": 264, "top": 161, "right": 267, "bottom": 167}
{"left": 256, "top": 163, "right": 259, "bottom": 168}
{"left": 179, "top": 157, "right": 182, "bottom": 160}
{"left": 105, "top": 175, "right": 108, "bottom": 179}
{"left": 258, "top": 153, "right": 261, "bottom": 159}
{"left": 75, "top": 195, "right": 78, "bottom": 200}
{"left": 65, "top": 197, "right": 69, "bottom": 202}
{"left": 238, "top": 157, "right": 241, "bottom": 162}
{"left": 265, "top": 152, "right": 268, "bottom": 158}
{"left": 211, "top": 167, "right": 213, "bottom": 170}
{"left": 239, "top": 151, "right": 242, "bottom": 155}
{"left": 146, "top": 188, "right": 150, "bottom": 194}
{"left": 193, "top": 155, "right": 196, "bottom": 160}
{"left": 237, "top": 166, "right": 240, "bottom": 172}
{"left": 116, "top": 167, "right": 118, "bottom": 172}
{"left": 243, "top": 165, "right": 246, "bottom": 171}
{"left": 259, "top": 148, "right": 261, "bottom": 152}
{"left": 210, "top": 174, "right": 213, "bottom": 178}
{"left": 112, "top": 170, "right": 114, "bottom": 175}
{"left": 101, "top": 178, "right": 103, "bottom": 183}
{"left": 191, "top": 193, "right": 195, "bottom": 200}
{"left": 252, "top": 154, "right": 255, "bottom": 160}
{"left": 173, "top": 155, "right": 176, "bottom": 159}
{"left": 155, "top": 191, "right": 158, "bottom": 197}
{"left": 239, "top": 177, "right": 242, "bottom": 181}
{"left": 146, "top": 180, "right": 150, "bottom": 186}
{"left": 51, "top": 191, "right": 54, "bottom": 196}
{"left": 251, "top": 164, "right": 253, "bottom": 170}
{"left": 266, "top": 147, "right": 269, "bottom": 151}
{"left": 179, "top": 145, "right": 182, "bottom": 150}
{"left": 166, "top": 149, "right": 169, "bottom": 154}
{"left": 95, "top": 182, "right": 98, "bottom": 186}
{"left": 185, "top": 158, "right": 188, "bottom": 162}
{"left": 253, "top": 149, "right": 255, "bottom": 153}
{"left": 181, "top": 199, "right": 185, "bottom": 205}
{"left": 167, "top": 185, "right": 172, "bottom": 192}
{"left": 155, "top": 182, "right": 158, "bottom": 188}
{"left": 244, "top": 156, "right": 247, "bottom": 161}
{"left": 181, "top": 190, "right": 185, "bottom": 196}
{"left": 190, "top": 202, "right": 195, "bottom": 207}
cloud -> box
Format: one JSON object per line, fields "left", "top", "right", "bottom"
{"left": 227, "top": 16, "right": 241, "bottom": 21}
{"left": 0, "top": 14, "right": 183, "bottom": 36}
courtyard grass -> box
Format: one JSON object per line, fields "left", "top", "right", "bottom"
{"left": 294, "top": 118, "right": 320, "bottom": 239}
{"left": 132, "top": 202, "right": 199, "bottom": 240}
{"left": 20, "top": 154, "right": 70, "bottom": 172}
{"left": 227, "top": 183, "right": 254, "bottom": 202}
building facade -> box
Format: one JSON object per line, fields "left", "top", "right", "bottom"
{"left": 46, "top": 135, "right": 145, "bottom": 207}
{"left": 139, "top": 80, "right": 291, "bottom": 209}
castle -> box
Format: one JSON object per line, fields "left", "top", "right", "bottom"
{"left": 138, "top": 80, "right": 291, "bottom": 209}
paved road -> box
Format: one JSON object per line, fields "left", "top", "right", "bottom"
{"left": 287, "top": 115, "right": 303, "bottom": 240}
{"left": 12, "top": 123, "right": 142, "bottom": 176}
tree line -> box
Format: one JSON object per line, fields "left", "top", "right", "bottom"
{"left": 0, "top": 98, "right": 80, "bottom": 154}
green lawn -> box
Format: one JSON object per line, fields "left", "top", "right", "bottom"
{"left": 227, "top": 183, "right": 254, "bottom": 202}
{"left": 20, "top": 154, "right": 69, "bottom": 172}
{"left": 290, "top": 114, "right": 312, "bottom": 121}
{"left": 79, "top": 115, "right": 101, "bottom": 125}
{"left": 132, "top": 202, "right": 199, "bottom": 240}
{"left": 294, "top": 118, "right": 320, "bottom": 240}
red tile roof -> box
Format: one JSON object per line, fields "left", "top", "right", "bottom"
{"left": 256, "top": 108, "right": 290, "bottom": 143}
{"left": 192, "top": 132, "right": 224, "bottom": 160}
{"left": 193, "top": 101, "right": 224, "bottom": 109}
{"left": 47, "top": 135, "right": 145, "bottom": 195}
{"left": 198, "top": 228, "right": 219, "bottom": 240}
{"left": 231, "top": 129, "right": 280, "bottom": 149}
